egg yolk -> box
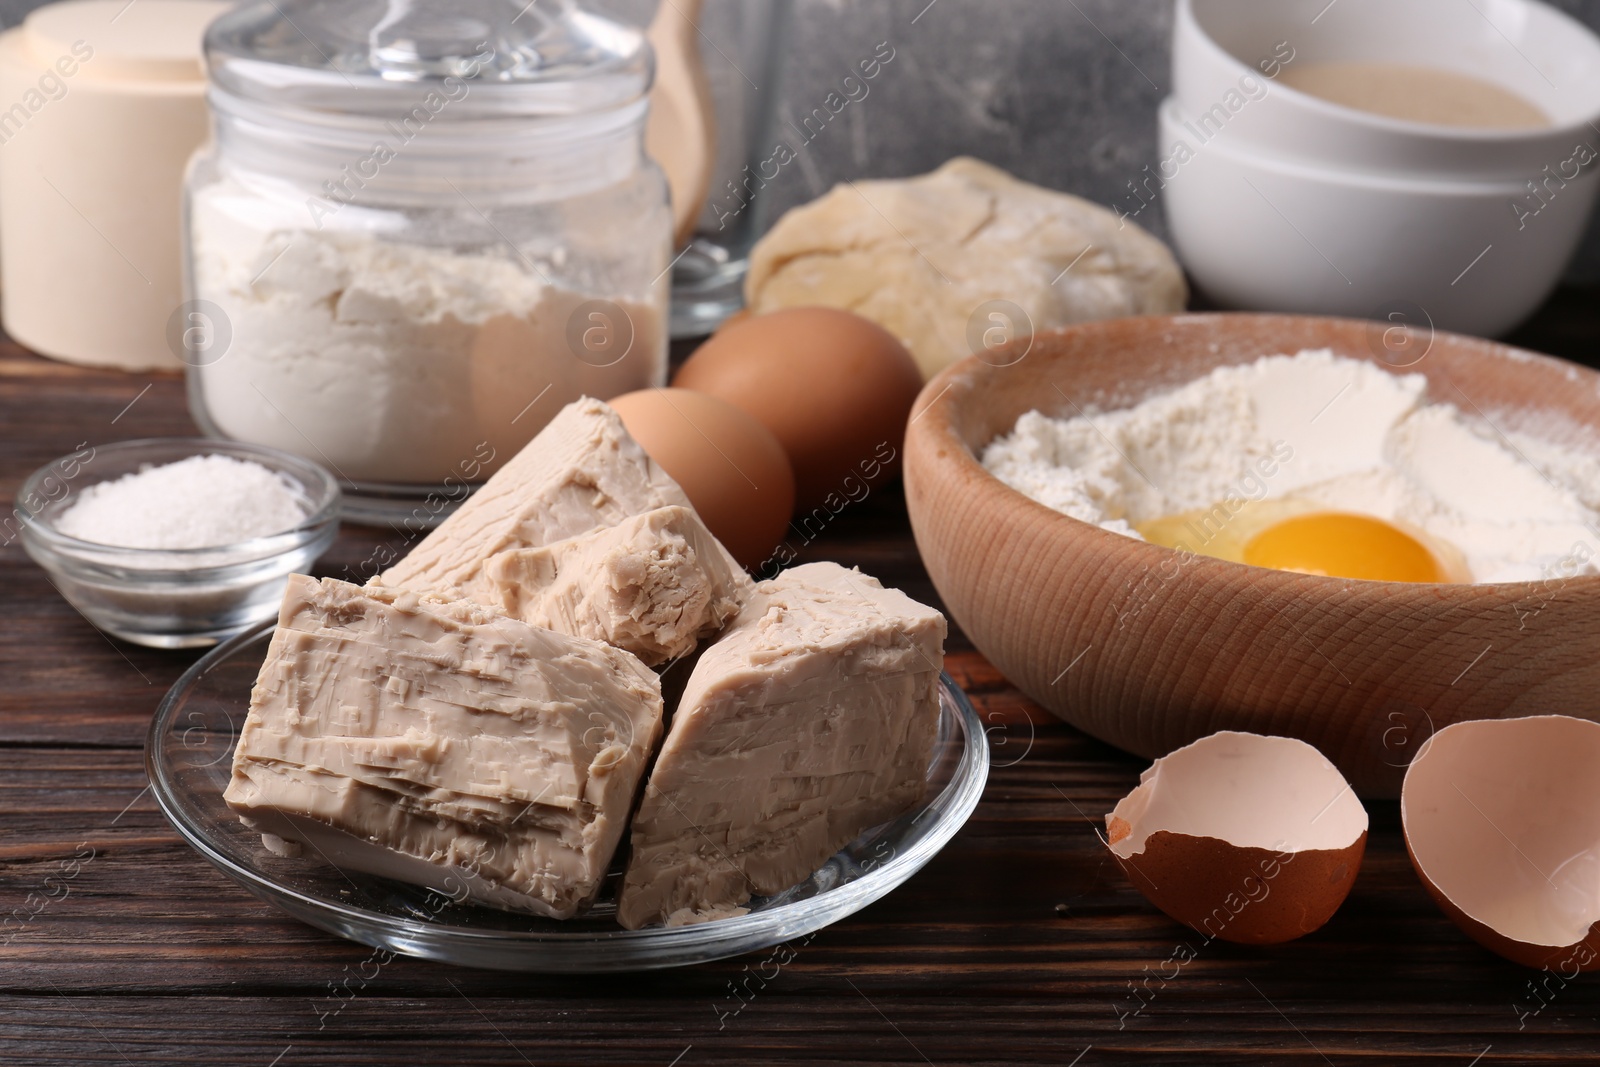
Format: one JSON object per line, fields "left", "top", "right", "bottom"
{"left": 1243, "top": 512, "right": 1446, "bottom": 583}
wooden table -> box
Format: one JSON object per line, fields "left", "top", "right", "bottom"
{"left": 4, "top": 301, "right": 1600, "bottom": 1066}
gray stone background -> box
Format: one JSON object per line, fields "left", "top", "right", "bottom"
{"left": 603, "top": 0, "right": 1600, "bottom": 283}
{"left": 6, "top": 0, "right": 1597, "bottom": 281}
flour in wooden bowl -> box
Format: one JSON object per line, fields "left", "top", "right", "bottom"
{"left": 982, "top": 349, "right": 1600, "bottom": 583}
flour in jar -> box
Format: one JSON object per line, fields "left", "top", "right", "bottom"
{"left": 982, "top": 349, "right": 1600, "bottom": 583}
{"left": 190, "top": 178, "right": 664, "bottom": 485}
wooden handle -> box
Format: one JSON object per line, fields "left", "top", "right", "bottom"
{"left": 647, "top": 0, "right": 716, "bottom": 249}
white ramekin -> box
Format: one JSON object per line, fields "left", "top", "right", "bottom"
{"left": 1158, "top": 0, "right": 1600, "bottom": 336}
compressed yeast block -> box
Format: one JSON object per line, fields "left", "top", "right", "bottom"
{"left": 377, "top": 397, "right": 746, "bottom": 603}
{"left": 480, "top": 505, "right": 743, "bottom": 667}
{"left": 617, "top": 561, "right": 946, "bottom": 929}
{"left": 223, "top": 574, "right": 664, "bottom": 919}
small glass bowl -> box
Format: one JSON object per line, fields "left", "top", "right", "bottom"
{"left": 15, "top": 438, "right": 340, "bottom": 649}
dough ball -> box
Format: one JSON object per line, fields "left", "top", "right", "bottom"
{"left": 744, "top": 157, "right": 1187, "bottom": 379}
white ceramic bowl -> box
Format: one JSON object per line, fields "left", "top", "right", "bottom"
{"left": 1159, "top": 0, "right": 1600, "bottom": 337}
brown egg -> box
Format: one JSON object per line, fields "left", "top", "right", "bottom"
{"left": 608, "top": 388, "right": 794, "bottom": 570}
{"left": 1402, "top": 715, "right": 1600, "bottom": 970}
{"left": 713, "top": 308, "right": 752, "bottom": 334}
{"left": 673, "top": 307, "right": 923, "bottom": 513}
{"left": 1104, "top": 731, "right": 1368, "bottom": 945}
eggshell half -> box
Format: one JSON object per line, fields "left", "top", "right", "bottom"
{"left": 1402, "top": 715, "right": 1600, "bottom": 970}
{"left": 1105, "top": 731, "right": 1368, "bottom": 945}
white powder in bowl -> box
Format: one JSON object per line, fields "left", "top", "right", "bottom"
{"left": 982, "top": 349, "right": 1600, "bottom": 583}
{"left": 55, "top": 454, "right": 309, "bottom": 549}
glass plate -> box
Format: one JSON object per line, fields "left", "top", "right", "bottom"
{"left": 146, "top": 621, "right": 989, "bottom": 972}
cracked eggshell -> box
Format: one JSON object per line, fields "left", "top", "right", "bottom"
{"left": 1105, "top": 731, "right": 1368, "bottom": 945}
{"left": 1401, "top": 715, "right": 1600, "bottom": 971}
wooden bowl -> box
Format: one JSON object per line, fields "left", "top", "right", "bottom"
{"left": 904, "top": 312, "right": 1600, "bottom": 797}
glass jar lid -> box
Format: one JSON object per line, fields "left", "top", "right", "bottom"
{"left": 201, "top": 0, "right": 654, "bottom": 202}
{"left": 205, "top": 0, "right": 651, "bottom": 119}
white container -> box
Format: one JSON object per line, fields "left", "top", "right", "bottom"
{"left": 1160, "top": 0, "right": 1600, "bottom": 337}
{"left": 0, "top": 0, "right": 227, "bottom": 371}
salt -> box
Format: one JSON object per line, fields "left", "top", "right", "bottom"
{"left": 55, "top": 454, "right": 309, "bottom": 549}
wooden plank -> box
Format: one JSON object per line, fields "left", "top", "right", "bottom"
{"left": 0, "top": 743, "right": 1589, "bottom": 1047}
{"left": 3, "top": 300, "right": 1600, "bottom": 1063}
{"left": 0, "top": 993, "right": 1595, "bottom": 1065}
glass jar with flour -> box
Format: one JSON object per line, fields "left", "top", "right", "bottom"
{"left": 182, "top": 0, "right": 670, "bottom": 525}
